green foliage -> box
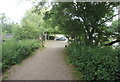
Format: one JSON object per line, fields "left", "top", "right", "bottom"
{"left": 43, "top": 2, "right": 120, "bottom": 45}
{"left": 2, "top": 24, "right": 13, "bottom": 33}
{"left": 13, "top": 8, "right": 46, "bottom": 40}
{"left": 110, "top": 19, "right": 120, "bottom": 39}
{"left": 0, "top": 13, "right": 14, "bottom": 33}
{"left": 2, "top": 39, "right": 41, "bottom": 72}
{"left": 14, "top": 26, "right": 39, "bottom": 40}
{"left": 67, "top": 43, "right": 119, "bottom": 80}
{"left": 49, "top": 36, "right": 55, "bottom": 40}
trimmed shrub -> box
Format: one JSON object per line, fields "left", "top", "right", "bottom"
{"left": 67, "top": 42, "right": 120, "bottom": 80}
{"left": 2, "top": 39, "right": 41, "bottom": 72}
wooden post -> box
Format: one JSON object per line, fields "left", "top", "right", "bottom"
{"left": 41, "top": 34, "right": 44, "bottom": 47}
{"left": 39, "top": 34, "right": 44, "bottom": 47}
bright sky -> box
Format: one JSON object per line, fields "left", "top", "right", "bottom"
{"left": 0, "top": 0, "right": 33, "bottom": 24}
{"left": 0, "top": 0, "right": 118, "bottom": 25}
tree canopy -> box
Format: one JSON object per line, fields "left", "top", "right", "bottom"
{"left": 0, "top": 13, "right": 14, "bottom": 33}
{"left": 13, "top": 8, "right": 47, "bottom": 40}
{"left": 40, "top": 2, "right": 120, "bottom": 45}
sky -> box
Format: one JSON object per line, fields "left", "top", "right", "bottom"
{"left": 0, "top": 0, "right": 119, "bottom": 25}
{"left": 0, "top": 0, "right": 33, "bottom": 24}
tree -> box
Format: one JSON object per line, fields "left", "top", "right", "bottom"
{"left": 0, "top": 13, "right": 13, "bottom": 33}
{"left": 14, "top": 8, "right": 46, "bottom": 40}
{"left": 111, "top": 19, "right": 120, "bottom": 38}
{"left": 41, "top": 2, "right": 119, "bottom": 45}
{"left": 105, "top": 19, "right": 120, "bottom": 46}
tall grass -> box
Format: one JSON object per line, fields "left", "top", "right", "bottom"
{"left": 2, "top": 39, "right": 41, "bottom": 72}
{"left": 67, "top": 42, "right": 120, "bottom": 80}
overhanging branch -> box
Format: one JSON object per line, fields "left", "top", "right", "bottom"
{"left": 104, "top": 40, "right": 120, "bottom": 46}
{"left": 97, "top": 13, "right": 120, "bottom": 27}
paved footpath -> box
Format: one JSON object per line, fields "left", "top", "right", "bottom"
{"left": 6, "top": 40, "right": 74, "bottom": 80}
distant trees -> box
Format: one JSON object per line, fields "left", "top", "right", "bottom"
{"left": 0, "top": 13, "right": 14, "bottom": 33}
{"left": 0, "top": 9, "right": 46, "bottom": 40}
{"left": 0, "top": 7, "right": 52, "bottom": 40}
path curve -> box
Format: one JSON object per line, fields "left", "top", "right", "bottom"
{"left": 6, "top": 40, "right": 73, "bottom": 80}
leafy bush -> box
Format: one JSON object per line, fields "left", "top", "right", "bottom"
{"left": 67, "top": 42, "right": 120, "bottom": 80}
{"left": 49, "top": 36, "right": 55, "bottom": 40}
{"left": 2, "top": 39, "right": 41, "bottom": 72}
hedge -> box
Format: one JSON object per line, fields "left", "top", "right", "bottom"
{"left": 2, "top": 39, "right": 41, "bottom": 72}
{"left": 67, "top": 42, "right": 120, "bottom": 80}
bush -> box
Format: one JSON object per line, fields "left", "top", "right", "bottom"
{"left": 67, "top": 42, "right": 120, "bottom": 80}
{"left": 2, "top": 39, "right": 41, "bottom": 72}
{"left": 49, "top": 36, "right": 55, "bottom": 40}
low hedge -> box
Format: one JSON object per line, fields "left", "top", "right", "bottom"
{"left": 67, "top": 42, "right": 120, "bottom": 80}
{"left": 2, "top": 39, "right": 41, "bottom": 72}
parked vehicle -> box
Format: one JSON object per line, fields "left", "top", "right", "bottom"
{"left": 55, "top": 37, "right": 66, "bottom": 41}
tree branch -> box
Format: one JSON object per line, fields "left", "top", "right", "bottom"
{"left": 97, "top": 13, "right": 120, "bottom": 27}
{"left": 104, "top": 40, "right": 120, "bottom": 46}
